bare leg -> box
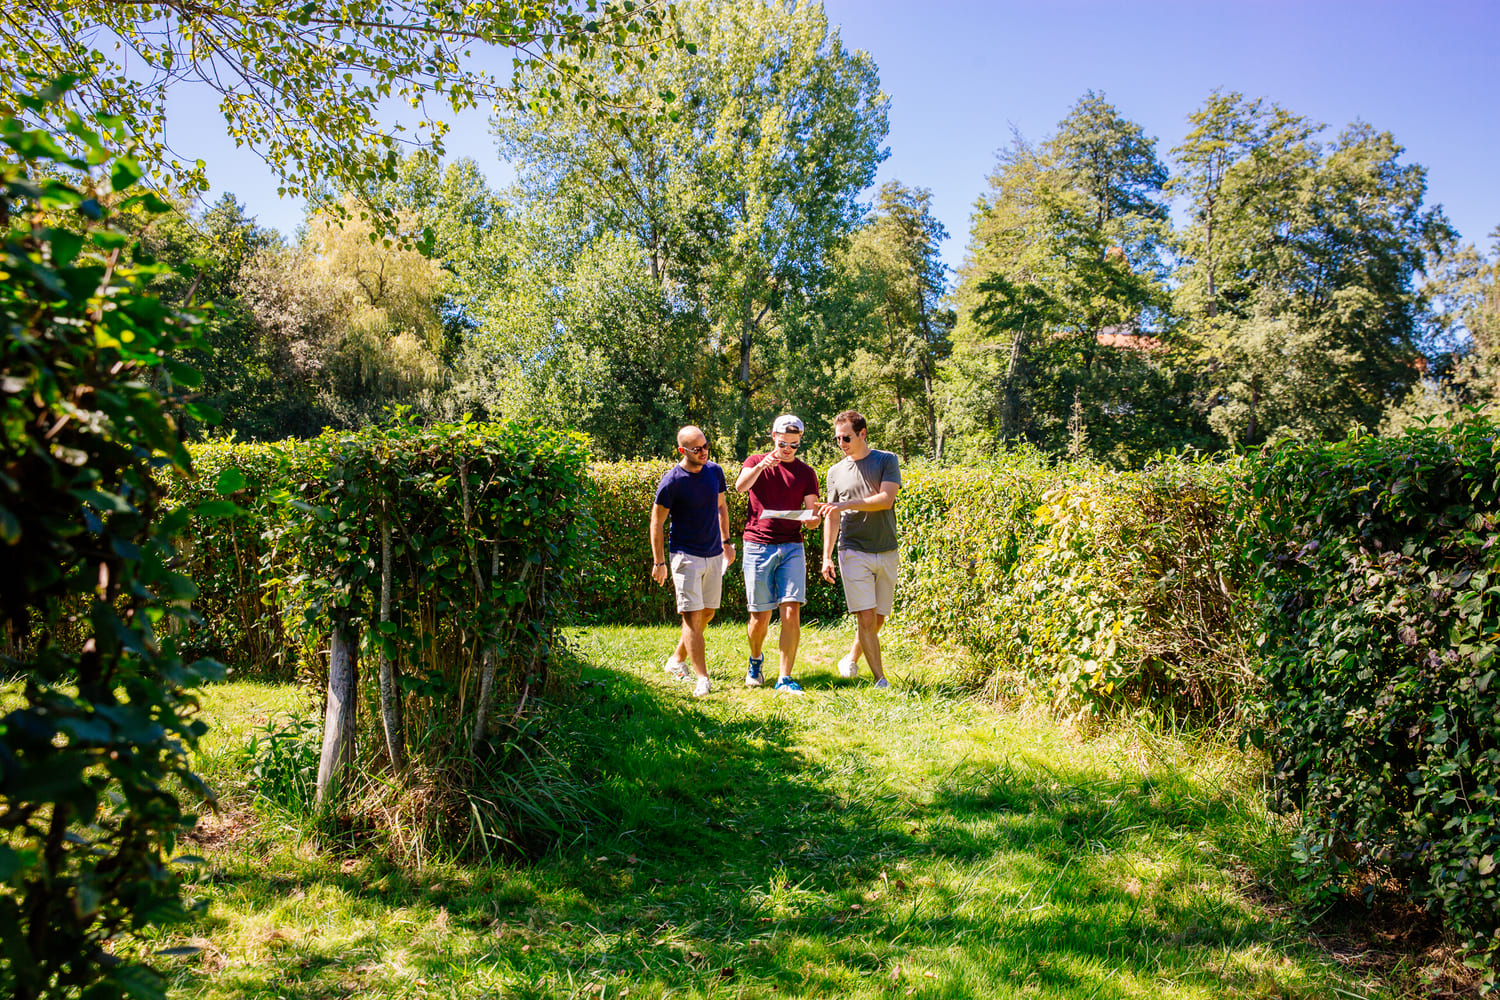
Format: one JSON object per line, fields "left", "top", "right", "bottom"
{"left": 681, "top": 608, "right": 714, "bottom": 679}
{"left": 747, "top": 610, "right": 772, "bottom": 660}
{"left": 855, "top": 608, "right": 886, "bottom": 682}
{"left": 846, "top": 612, "right": 884, "bottom": 666}
{"left": 675, "top": 607, "right": 715, "bottom": 663}
{"left": 777, "top": 602, "right": 801, "bottom": 678}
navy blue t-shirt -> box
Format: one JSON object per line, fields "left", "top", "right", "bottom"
{"left": 654, "top": 462, "right": 726, "bottom": 557}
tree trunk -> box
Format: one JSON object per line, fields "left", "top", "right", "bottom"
{"left": 1247, "top": 374, "right": 1260, "bottom": 448}
{"left": 315, "top": 620, "right": 359, "bottom": 812}
{"left": 377, "top": 510, "right": 405, "bottom": 771}
{"left": 469, "top": 541, "right": 506, "bottom": 753}
{"left": 1001, "top": 328, "right": 1028, "bottom": 443}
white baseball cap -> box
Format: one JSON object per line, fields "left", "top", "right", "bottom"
{"left": 772, "top": 414, "right": 804, "bottom": 434}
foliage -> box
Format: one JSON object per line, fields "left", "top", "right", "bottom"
{"left": 0, "top": 0, "right": 688, "bottom": 232}
{"left": 831, "top": 181, "right": 953, "bottom": 461}
{"left": 235, "top": 715, "right": 321, "bottom": 815}
{"left": 1245, "top": 416, "right": 1500, "bottom": 982}
{"left": 479, "top": 0, "right": 889, "bottom": 456}
{"left": 898, "top": 452, "right": 1254, "bottom": 720}
{"left": 1170, "top": 92, "right": 1453, "bottom": 447}
{"left": 167, "top": 414, "right": 596, "bottom": 858}
{"left": 948, "top": 92, "right": 1203, "bottom": 466}
{"left": 239, "top": 196, "right": 451, "bottom": 429}
{"left": 0, "top": 84, "right": 219, "bottom": 1000}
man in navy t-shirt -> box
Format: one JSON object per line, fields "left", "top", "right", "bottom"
{"left": 650, "top": 425, "right": 736, "bottom": 697}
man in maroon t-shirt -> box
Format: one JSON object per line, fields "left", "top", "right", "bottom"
{"left": 734, "top": 414, "right": 821, "bottom": 692}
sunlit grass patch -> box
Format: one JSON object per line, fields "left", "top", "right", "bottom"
{"left": 158, "top": 623, "right": 1401, "bottom": 999}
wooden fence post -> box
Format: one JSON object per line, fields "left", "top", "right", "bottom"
{"left": 315, "top": 618, "right": 359, "bottom": 812}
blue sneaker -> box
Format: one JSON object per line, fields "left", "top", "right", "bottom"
{"left": 745, "top": 656, "right": 764, "bottom": 688}
{"left": 773, "top": 676, "right": 803, "bottom": 693}
{"left": 873, "top": 678, "right": 890, "bottom": 689}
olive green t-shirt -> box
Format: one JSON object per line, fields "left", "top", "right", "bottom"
{"left": 826, "top": 449, "right": 901, "bottom": 553}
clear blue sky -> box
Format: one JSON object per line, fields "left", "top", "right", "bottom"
{"left": 183, "top": 0, "right": 1500, "bottom": 273}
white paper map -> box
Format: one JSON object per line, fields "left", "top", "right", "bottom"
{"left": 758, "top": 509, "right": 822, "bottom": 522}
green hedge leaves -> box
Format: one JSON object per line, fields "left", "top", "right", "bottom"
{"left": 1, "top": 86, "right": 219, "bottom": 1000}
{"left": 1247, "top": 417, "right": 1500, "bottom": 981}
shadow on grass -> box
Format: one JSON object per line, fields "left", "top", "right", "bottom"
{"left": 170, "top": 646, "right": 1376, "bottom": 1000}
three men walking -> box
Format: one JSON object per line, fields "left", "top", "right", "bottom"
{"left": 650, "top": 410, "right": 901, "bottom": 694}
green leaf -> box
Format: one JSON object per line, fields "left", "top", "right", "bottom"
{"left": 195, "top": 499, "right": 243, "bottom": 519}
{"left": 215, "top": 468, "right": 249, "bottom": 495}
{"left": 110, "top": 156, "right": 143, "bottom": 192}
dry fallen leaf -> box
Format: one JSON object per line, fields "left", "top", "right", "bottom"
{"left": 718, "top": 967, "right": 736, "bottom": 980}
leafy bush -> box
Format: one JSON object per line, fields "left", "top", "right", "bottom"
{"left": 1246, "top": 418, "right": 1500, "bottom": 983}
{"left": 0, "top": 85, "right": 219, "bottom": 1000}
{"left": 166, "top": 414, "right": 598, "bottom": 859}
{"left": 899, "top": 452, "right": 1254, "bottom": 719}
{"left": 237, "top": 716, "right": 321, "bottom": 814}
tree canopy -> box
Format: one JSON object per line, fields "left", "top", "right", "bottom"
{"left": 0, "top": 0, "right": 688, "bottom": 224}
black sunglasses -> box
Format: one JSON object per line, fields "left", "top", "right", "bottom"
{"left": 680, "top": 443, "right": 709, "bottom": 455}
{"left": 774, "top": 440, "right": 801, "bottom": 450}
{"left": 834, "top": 433, "right": 855, "bottom": 443}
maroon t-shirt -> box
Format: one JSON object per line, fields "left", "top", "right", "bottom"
{"left": 741, "top": 455, "right": 819, "bottom": 545}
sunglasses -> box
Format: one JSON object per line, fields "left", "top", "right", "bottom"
{"left": 680, "top": 443, "right": 709, "bottom": 455}
{"left": 774, "top": 440, "right": 801, "bottom": 450}
{"left": 834, "top": 433, "right": 856, "bottom": 443}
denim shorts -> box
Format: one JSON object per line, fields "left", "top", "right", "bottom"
{"left": 742, "top": 541, "right": 807, "bottom": 612}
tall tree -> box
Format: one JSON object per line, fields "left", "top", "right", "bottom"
{"left": 948, "top": 94, "right": 1196, "bottom": 464}
{"left": 1172, "top": 94, "right": 1453, "bottom": 446}
{"left": 484, "top": 0, "right": 888, "bottom": 454}
{"left": 834, "top": 181, "right": 953, "bottom": 458}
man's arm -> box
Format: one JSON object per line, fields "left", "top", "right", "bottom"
{"left": 718, "top": 492, "right": 736, "bottom": 567}
{"left": 830, "top": 482, "right": 900, "bottom": 513}
{"left": 649, "top": 504, "right": 670, "bottom": 585}
{"left": 735, "top": 453, "right": 777, "bottom": 492}
{"left": 821, "top": 494, "right": 840, "bottom": 582}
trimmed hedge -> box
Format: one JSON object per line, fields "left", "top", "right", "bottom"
{"left": 169, "top": 415, "right": 593, "bottom": 857}
{"left": 1247, "top": 418, "right": 1500, "bottom": 980}
{"left": 895, "top": 453, "right": 1253, "bottom": 719}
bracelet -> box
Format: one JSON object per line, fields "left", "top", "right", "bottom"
{"left": 654, "top": 561, "right": 666, "bottom": 566}
{"left": 722, "top": 539, "right": 732, "bottom": 544}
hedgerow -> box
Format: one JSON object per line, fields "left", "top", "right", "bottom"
{"left": 1246, "top": 418, "right": 1500, "bottom": 983}
{"left": 897, "top": 452, "right": 1254, "bottom": 721}
{"left": 165, "top": 414, "right": 594, "bottom": 859}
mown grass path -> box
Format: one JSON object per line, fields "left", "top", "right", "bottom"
{"left": 162, "top": 623, "right": 1398, "bottom": 999}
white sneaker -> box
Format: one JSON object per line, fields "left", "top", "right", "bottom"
{"left": 693, "top": 676, "right": 713, "bottom": 697}
{"left": 837, "top": 654, "right": 858, "bottom": 679}
{"left": 664, "top": 656, "right": 689, "bottom": 681}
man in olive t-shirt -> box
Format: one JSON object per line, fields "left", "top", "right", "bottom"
{"left": 818, "top": 409, "right": 901, "bottom": 688}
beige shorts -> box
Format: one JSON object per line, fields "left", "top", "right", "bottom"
{"left": 838, "top": 547, "right": 899, "bottom": 616}
{"left": 670, "top": 551, "right": 724, "bottom": 613}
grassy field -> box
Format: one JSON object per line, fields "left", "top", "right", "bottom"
{"left": 138, "top": 622, "right": 1414, "bottom": 999}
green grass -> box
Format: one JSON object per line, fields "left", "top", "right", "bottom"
{"left": 149, "top": 622, "right": 1400, "bottom": 999}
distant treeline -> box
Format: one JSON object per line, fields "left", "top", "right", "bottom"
{"left": 121, "top": 4, "right": 1497, "bottom": 465}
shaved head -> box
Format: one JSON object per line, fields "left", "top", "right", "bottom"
{"left": 677, "top": 425, "right": 706, "bottom": 447}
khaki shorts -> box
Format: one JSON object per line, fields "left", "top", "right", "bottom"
{"left": 670, "top": 551, "right": 724, "bottom": 613}
{"left": 838, "top": 547, "right": 899, "bottom": 616}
